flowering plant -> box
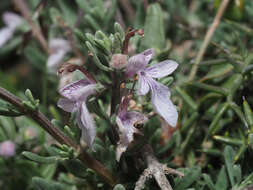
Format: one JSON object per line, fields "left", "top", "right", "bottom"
{"left": 1, "top": 1, "right": 253, "bottom": 190}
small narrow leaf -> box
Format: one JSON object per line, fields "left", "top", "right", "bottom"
{"left": 203, "top": 174, "right": 216, "bottom": 190}
{"left": 175, "top": 87, "right": 198, "bottom": 111}
{"left": 215, "top": 166, "right": 228, "bottom": 190}
{"left": 224, "top": 146, "right": 236, "bottom": 186}
{"left": 22, "top": 151, "right": 61, "bottom": 164}
{"left": 207, "top": 103, "right": 229, "bottom": 138}
{"left": 174, "top": 167, "right": 201, "bottom": 190}
{"left": 140, "top": 3, "right": 165, "bottom": 51}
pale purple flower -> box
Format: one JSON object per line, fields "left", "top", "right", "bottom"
{"left": 0, "top": 12, "right": 24, "bottom": 47}
{"left": 125, "top": 48, "right": 178, "bottom": 127}
{"left": 47, "top": 38, "right": 71, "bottom": 72}
{"left": 57, "top": 79, "right": 97, "bottom": 148}
{"left": 116, "top": 97, "right": 147, "bottom": 161}
{"left": 0, "top": 140, "right": 16, "bottom": 158}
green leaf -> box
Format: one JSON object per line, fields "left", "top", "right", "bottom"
{"left": 22, "top": 151, "right": 61, "bottom": 164}
{"left": 201, "top": 63, "right": 233, "bottom": 81}
{"left": 84, "top": 15, "right": 100, "bottom": 31}
{"left": 243, "top": 99, "right": 253, "bottom": 131}
{"left": 41, "top": 164, "right": 58, "bottom": 179}
{"left": 230, "top": 102, "right": 249, "bottom": 130}
{"left": 0, "top": 99, "right": 22, "bottom": 117}
{"left": 224, "top": 146, "right": 236, "bottom": 186}
{"left": 215, "top": 166, "right": 228, "bottom": 190}
{"left": 175, "top": 87, "right": 198, "bottom": 111}
{"left": 56, "top": 0, "right": 76, "bottom": 27}
{"left": 0, "top": 116, "right": 16, "bottom": 139}
{"left": 0, "top": 37, "right": 22, "bottom": 57}
{"left": 206, "top": 103, "right": 230, "bottom": 138}
{"left": 113, "top": 184, "right": 126, "bottom": 190}
{"left": 181, "top": 112, "right": 199, "bottom": 133}
{"left": 63, "top": 159, "right": 87, "bottom": 178}
{"left": 85, "top": 41, "right": 112, "bottom": 71}
{"left": 174, "top": 167, "right": 201, "bottom": 190}
{"left": 140, "top": 3, "right": 165, "bottom": 51}
{"left": 76, "top": 0, "right": 91, "bottom": 13}
{"left": 24, "top": 46, "right": 47, "bottom": 70}
{"left": 203, "top": 174, "right": 216, "bottom": 190}
{"left": 32, "top": 177, "right": 69, "bottom": 190}
{"left": 114, "top": 22, "right": 125, "bottom": 41}
{"left": 187, "top": 82, "right": 228, "bottom": 96}
{"left": 105, "top": 0, "right": 117, "bottom": 28}
{"left": 213, "top": 135, "right": 243, "bottom": 146}
{"left": 233, "top": 164, "right": 242, "bottom": 184}
{"left": 222, "top": 74, "right": 243, "bottom": 98}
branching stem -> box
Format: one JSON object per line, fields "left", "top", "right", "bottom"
{"left": 0, "top": 87, "right": 116, "bottom": 187}
{"left": 135, "top": 145, "right": 184, "bottom": 190}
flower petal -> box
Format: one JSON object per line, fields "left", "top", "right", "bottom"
{"left": 137, "top": 74, "right": 150, "bottom": 95}
{"left": 49, "top": 38, "right": 71, "bottom": 52}
{"left": 0, "top": 27, "right": 14, "bottom": 47}
{"left": 57, "top": 98, "right": 76, "bottom": 112}
{"left": 125, "top": 48, "right": 154, "bottom": 77}
{"left": 0, "top": 140, "right": 16, "bottom": 158}
{"left": 145, "top": 60, "right": 178, "bottom": 78}
{"left": 3, "top": 12, "right": 23, "bottom": 28}
{"left": 59, "top": 79, "right": 96, "bottom": 101}
{"left": 142, "top": 48, "right": 155, "bottom": 63}
{"left": 47, "top": 50, "right": 67, "bottom": 71}
{"left": 116, "top": 111, "right": 147, "bottom": 161}
{"left": 125, "top": 54, "right": 146, "bottom": 77}
{"left": 77, "top": 103, "right": 96, "bottom": 149}
{"left": 150, "top": 79, "right": 178, "bottom": 127}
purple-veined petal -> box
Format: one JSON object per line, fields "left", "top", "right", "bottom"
{"left": 125, "top": 48, "right": 154, "bottom": 78}
{"left": 116, "top": 111, "right": 147, "bottom": 161}
{"left": 137, "top": 74, "right": 150, "bottom": 95}
{"left": 77, "top": 103, "right": 96, "bottom": 149}
{"left": 125, "top": 54, "right": 146, "bottom": 78}
{"left": 142, "top": 48, "right": 155, "bottom": 63}
{"left": 149, "top": 79, "right": 178, "bottom": 127}
{"left": 47, "top": 50, "right": 67, "bottom": 71}
{"left": 3, "top": 12, "right": 23, "bottom": 29}
{"left": 144, "top": 60, "right": 178, "bottom": 78}
{"left": 59, "top": 79, "right": 96, "bottom": 101}
{"left": 122, "top": 111, "right": 147, "bottom": 127}
{"left": 49, "top": 38, "right": 71, "bottom": 52}
{"left": 57, "top": 98, "right": 76, "bottom": 112}
{"left": 0, "top": 27, "right": 14, "bottom": 47}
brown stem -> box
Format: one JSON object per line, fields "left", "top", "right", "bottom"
{"left": 122, "top": 29, "right": 138, "bottom": 54}
{"left": 188, "top": 0, "right": 230, "bottom": 81}
{"left": 135, "top": 145, "right": 184, "bottom": 190}
{"left": 0, "top": 87, "right": 116, "bottom": 187}
{"left": 13, "top": 0, "right": 48, "bottom": 53}
{"left": 58, "top": 64, "right": 97, "bottom": 83}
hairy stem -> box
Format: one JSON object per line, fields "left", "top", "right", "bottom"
{"left": 0, "top": 87, "right": 116, "bottom": 187}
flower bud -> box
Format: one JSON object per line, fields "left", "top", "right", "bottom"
{"left": 110, "top": 54, "right": 128, "bottom": 69}
{"left": 0, "top": 140, "right": 16, "bottom": 158}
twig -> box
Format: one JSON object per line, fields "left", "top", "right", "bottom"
{"left": 188, "top": 0, "right": 230, "bottom": 81}
{"left": 135, "top": 145, "right": 184, "bottom": 190}
{"left": 13, "top": 0, "right": 48, "bottom": 53}
{"left": 0, "top": 87, "right": 116, "bottom": 187}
